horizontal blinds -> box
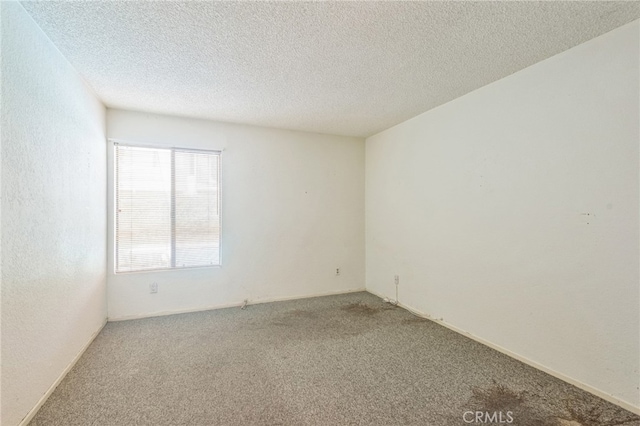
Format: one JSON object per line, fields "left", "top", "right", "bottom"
{"left": 115, "top": 145, "right": 172, "bottom": 272}
{"left": 115, "top": 144, "right": 220, "bottom": 273}
{"left": 174, "top": 150, "right": 220, "bottom": 268}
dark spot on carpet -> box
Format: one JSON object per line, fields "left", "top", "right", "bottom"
{"left": 470, "top": 381, "right": 526, "bottom": 411}
{"left": 463, "top": 382, "right": 640, "bottom": 426}
{"left": 549, "top": 398, "right": 640, "bottom": 426}
{"left": 401, "top": 316, "right": 428, "bottom": 325}
{"left": 341, "top": 302, "right": 391, "bottom": 316}
{"left": 466, "top": 381, "right": 549, "bottom": 426}
{"left": 267, "top": 305, "right": 370, "bottom": 341}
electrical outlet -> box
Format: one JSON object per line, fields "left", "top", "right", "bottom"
{"left": 336, "top": 268, "right": 340, "bottom": 276}
{"left": 394, "top": 275, "right": 399, "bottom": 285}
{"left": 150, "top": 282, "right": 158, "bottom": 294}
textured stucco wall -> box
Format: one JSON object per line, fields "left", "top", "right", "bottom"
{"left": 366, "top": 20, "right": 640, "bottom": 410}
{"left": 1, "top": 3, "right": 107, "bottom": 425}
{"left": 106, "top": 109, "right": 365, "bottom": 320}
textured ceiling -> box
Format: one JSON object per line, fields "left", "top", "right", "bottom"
{"left": 20, "top": 1, "right": 640, "bottom": 137}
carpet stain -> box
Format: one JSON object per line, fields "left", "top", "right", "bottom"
{"left": 549, "top": 398, "right": 640, "bottom": 426}
{"left": 401, "top": 316, "right": 428, "bottom": 325}
{"left": 465, "top": 382, "right": 640, "bottom": 426}
{"left": 465, "top": 381, "right": 548, "bottom": 426}
{"left": 470, "top": 382, "right": 527, "bottom": 411}
{"left": 341, "top": 302, "right": 392, "bottom": 316}
{"left": 267, "top": 305, "right": 372, "bottom": 340}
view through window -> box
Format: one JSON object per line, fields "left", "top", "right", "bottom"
{"left": 115, "top": 144, "right": 221, "bottom": 272}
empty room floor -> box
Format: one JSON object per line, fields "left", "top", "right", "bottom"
{"left": 30, "top": 292, "right": 639, "bottom": 426}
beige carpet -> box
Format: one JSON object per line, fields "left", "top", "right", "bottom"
{"left": 29, "top": 292, "right": 639, "bottom": 426}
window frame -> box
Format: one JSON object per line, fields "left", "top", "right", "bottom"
{"left": 113, "top": 141, "right": 222, "bottom": 274}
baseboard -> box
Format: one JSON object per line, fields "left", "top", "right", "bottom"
{"left": 107, "top": 287, "right": 367, "bottom": 321}
{"left": 19, "top": 319, "right": 107, "bottom": 426}
{"left": 365, "top": 289, "right": 640, "bottom": 416}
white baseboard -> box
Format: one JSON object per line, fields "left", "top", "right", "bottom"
{"left": 19, "top": 319, "right": 107, "bottom": 426}
{"left": 107, "top": 287, "right": 367, "bottom": 321}
{"left": 365, "top": 289, "right": 640, "bottom": 416}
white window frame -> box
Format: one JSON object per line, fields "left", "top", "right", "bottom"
{"left": 113, "top": 141, "right": 222, "bottom": 274}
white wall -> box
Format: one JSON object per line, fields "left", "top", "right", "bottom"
{"left": 366, "top": 20, "right": 639, "bottom": 411}
{"left": 107, "top": 109, "right": 364, "bottom": 320}
{"left": 1, "top": 3, "right": 107, "bottom": 425}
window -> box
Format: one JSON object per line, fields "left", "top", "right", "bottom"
{"left": 115, "top": 143, "right": 221, "bottom": 273}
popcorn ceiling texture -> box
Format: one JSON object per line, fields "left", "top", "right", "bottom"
{"left": 20, "top": 1, "right": 640, "bottom": 137}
